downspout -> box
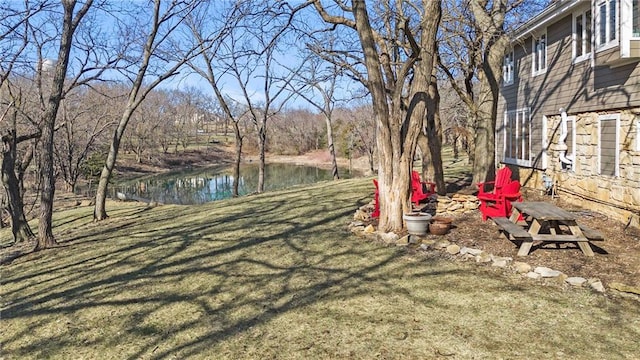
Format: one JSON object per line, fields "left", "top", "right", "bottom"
{"left": 558, "top": 108, "right": 573, "bottom": 166}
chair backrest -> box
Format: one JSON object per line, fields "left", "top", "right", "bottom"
{"left": 495, "top": 167, "right": 513, "bottom": 188}
{"left": 501, "top": 180, "right": 521, "bottom": 195}
{"left": 411, "top": 171, "right": 421, "bottom": 183}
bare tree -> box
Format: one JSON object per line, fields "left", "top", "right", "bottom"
{"left": 93, "top": 0, "right": 205, "bottom": 221}
{"left": 437, "top": 0, "right": 541, "bottom": 183}
{"left": 186, "top": 0, "right": 248, "bottom": 196}
{"left": 1, "top": 97, "right": 39, "bottom": 243}
{"left": 54, "top": 87, "right": 116, "bottom": 192}
{"left": 37, "top": 0, "right": 95, "bottom": 250}
{"left": 289, "top": 55, "right": 344, "bottom": 180}
{"left": 311, "top": 0, "right": 442, "bottom": 232}
{"left": 231, "top": 2, "right": 306, "bottom": 193}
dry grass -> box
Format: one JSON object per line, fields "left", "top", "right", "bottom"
{"left": 1, "top": 179, "right": 639, "bottom": 359}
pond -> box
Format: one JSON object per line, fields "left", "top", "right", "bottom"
{"left": 103, "top": 163, "right": 360, "bottom": 205}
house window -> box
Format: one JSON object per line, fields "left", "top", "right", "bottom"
{"left": 598, "top": 114, "right": 620, "bottom": 176}
{"left": 503, "top": 50, "right": 514, "bottom": 85}
{"left": 573, "top": 9, "right": 592, "bottom": 61}
{"left": 504, "top": 108, "right": 532, "bottom": 166}
{"left": 532, "top": 33, "right": 547, "bottom": 75}
{"left": 597, "top": 0, "right": 618, "bottom": 48}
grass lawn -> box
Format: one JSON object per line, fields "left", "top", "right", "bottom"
{"left": 1, "top": 178, "right": 639, "bottom": 359}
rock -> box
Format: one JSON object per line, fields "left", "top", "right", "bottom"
{"left": 350, "top": 221, "right": 365, "bottom": 228}
{"left": 380, "top": 232, "right": 400, "bottom": 244}
{"left": 421, "top": 239, "right": 436, "bottom": 246}
{"left": 590, "top": 280, "right": 606, "bottom": 293}
{"left": 460, "top": 247, "right": 483, "bottom": 256}
{"left": 354, "top": 209, "right": 370, "bottom": 221}
{"left": 513, "top": 261, "right": 532, "bottom": 274}
{"left": 534, "top": 266, "right": 563, "bottom": 278}
{"left": 364, "top": 224, "right": 375, "bottom": 233}
{"left": 609, "top": 282, "right": 640, "bottom": 295}
{"left": 464, "top": 202, "right": 479, "bottom": 210}
{"left": 526, "top": 271, "right": 542, "bottom": 279}
{"left": 565, "top": 277, "right": 587, "bottom": 286}
{"left": 446, "top": 244, "right": 460, "bottom": 255}
{"left": 434, "top": 239, "right": 451, "bottom": 249}
{"left": 491, "top": 256, "right": 511, "bottom": 268}
{"left": 419, "top": 244, "right": 430, "bottom": 251}
{"left": 448, "top": 203, "right": 463, "bottom": 211}
{"left": 475, "top": 252, "right": 492, "bottom": 263}
{"left": 395, "top": 236, "right": 409, "bottom": 246}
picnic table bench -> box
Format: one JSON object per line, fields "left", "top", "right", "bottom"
{"left": 493, "top": 201, "right": 604, "bottom": 256}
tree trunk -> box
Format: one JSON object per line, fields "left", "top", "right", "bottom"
{"left": 257, "top": 122, "right": 266, "bottom": 193}
{"left": 94, "top": 108, "right": 132, "bottom": 220}
{"left": 232, "top": 122, "right": 243, "bottom": 197}
{"left": 37, "top": 0, "right": 91, "bottom": 250}
{"left": 324, "top": 114, "right": 339, "bottom": 180}
{"left": 469, "top": 0, "right": 509, "bottom": 184}
{"left": 2, "top": 132, "right": 35, "bottom": 243}
{"left": 351, "top": 0, "right": 441, "bottom": 233}
{"left": 424, "top": 69, "right": 446, "bottom": 195}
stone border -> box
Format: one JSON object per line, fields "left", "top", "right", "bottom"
{"left": 348, "top": 221, "right": 624, "bottom": 296}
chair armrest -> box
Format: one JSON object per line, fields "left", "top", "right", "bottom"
{"left": 476, "top": 181, "right": 495, "bottom": 195}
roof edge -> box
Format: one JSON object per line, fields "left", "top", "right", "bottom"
{"left": 512, "top": 0, "right": 585, "bottom": 41}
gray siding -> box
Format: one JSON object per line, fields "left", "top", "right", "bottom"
{"left": 498, "top": 7, "right": 640, "bottom": 170}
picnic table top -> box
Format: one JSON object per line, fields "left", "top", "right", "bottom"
{"left": 512, "top": 201, "right": 577, "bottom": 222}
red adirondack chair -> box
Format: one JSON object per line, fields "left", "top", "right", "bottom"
{"left": 478, "top": 180, "right": 523, "bottom": 221}
{"left": 477, "top": 167, "right": 523, "bottom": 221}
{"left": 372, "top": 179, "right": 380, "bottom": 218}
{"left": 477, "top": 167, "right": 512, "bottom": 197}
{"left": 411, "top": 171, "right": 436, "bottom": 206}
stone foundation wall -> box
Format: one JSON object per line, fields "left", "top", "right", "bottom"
{"left": 523, "top": 109, "right": 640, "bottom": 228}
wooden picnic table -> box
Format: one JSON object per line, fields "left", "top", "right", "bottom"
{"left": 492, "top": 201, "right": 603, "bottom": 256}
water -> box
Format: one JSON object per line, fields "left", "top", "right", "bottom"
{"left": 105, "top": 163, "right": 359, "bottom": 205}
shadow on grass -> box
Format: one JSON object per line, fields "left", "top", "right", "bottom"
{"left": 2, "top": 178, "right": 639, "bottom": 359}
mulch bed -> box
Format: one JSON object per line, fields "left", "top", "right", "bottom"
{"left": 428, "top": 189, "right": 640, "bottom": 289}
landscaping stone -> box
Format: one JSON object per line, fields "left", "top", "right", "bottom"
{"left": 526, "top": 271, "right": 542, "bottom": 279}
{"left": 491, "top": 256, "right": 512, "bottom": 268}
{"left": 565, "top": 277, "right": 587, "bottom": 286}
{"left": 589, "top": 280, "right": 606, "bottom": 293}
{"left": 364, "top": 224, "right": 375, "bottom": 233}
{"left": 354, "top": 209, "right": 369, "bottom": 221}
{"left": 460, "top": 247, "right": 483, "bottom": 256}
{"left": 434, "top": 239, "right": 451, "bottom": 249}
{"left": 383, "top": 233, "right": 404, "bottom": 245}
{"left": 419, "top": 244, "right": 430, "bottom": 251}
{"left": 534, "top": 266, "right": 562, "bottom": 278}
{"left": 475, "top": 252, "right": 492, "bottom": 263}
{"left": 421, "top": 239, "right": 436, "bottom": 246}
{"left": 446, "top": 244, "right": 460, "bottom": 255}
{"left": 513, "top": 261, "right": 532, "bottom": 274}
{"left": 609, "top": 282, "right": 640, "bottom": 295}
{"left": 395, "top": 236, "right": 409, "bottom": 246}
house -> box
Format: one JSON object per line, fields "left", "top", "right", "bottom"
{"left": 497, "top": 0, "right": 640, "bottom": 228}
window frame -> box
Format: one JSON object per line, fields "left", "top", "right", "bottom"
{"left": 597, "top": 113, "right": 620, "bottom": 177}
{"left": 503, "top": 50, "right": 514, "bottom": 85}
{"left": 503, "top": 108, "right": 533, "bottom": 167}
{"left": 573, "top": 7, "right": 593, "bottom": 63}
{"left": 532, "top": 32, "right": 548, "bottom": 76}
{"left": 596, "top": 0, "right": 619, "bottom": 50}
